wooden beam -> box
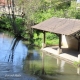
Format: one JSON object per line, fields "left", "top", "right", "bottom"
{"left": 72, "top": 34, "right": 78, "bottom": 40}
{"left": 59, "top": 34, "right": 62, "bottom": 49}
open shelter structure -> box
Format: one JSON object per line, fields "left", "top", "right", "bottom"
{"left": 32, "top": 17, "right": 80, "bottom": 54}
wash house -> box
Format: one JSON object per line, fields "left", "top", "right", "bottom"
{"left": 32, "top": 17, "right": 80, "bottom": 54}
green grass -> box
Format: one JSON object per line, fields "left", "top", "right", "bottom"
{"left": 73, "top": 61, "right": 80, "bottom": 68}
{"left": 46, "top": 39, "right": 59, "bottom": 46}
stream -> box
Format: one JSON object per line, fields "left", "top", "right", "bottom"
{"left": 0, "top": 33, "right": 80, "bottom": 80}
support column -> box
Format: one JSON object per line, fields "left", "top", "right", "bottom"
{"left": 78, "top": 54, "right": 80, "bottom": 62}
{"left": 78, "top": 38, "right": 80, "bottom": 52}
{"left": 59, "top": 34, "right": 62, "bottom": 49}
{"left": 57, "top": 34, "right": 62, "bottom": 54}
{"left": 42, "top": 31, "right": 46, "bottom": 48}
{"left": 77, "top": 54, "right": 80, "bottom": 74}
{"left": 77, "top": 37, "right": 80, "bottom": 74}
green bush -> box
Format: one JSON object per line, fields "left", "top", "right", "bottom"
{"left": 75, "top": 11, "right": 80, "bottom": 19}
{"left": 54, "top": 0, "right": 71, "bottom": 10}
{"left": 0, "top": 15, "right": 12, "bottom": 30}
{"left": 0, "top": 16, "right": 26, "bottom": 36}
{"left": 46, "top": 33, "right": 58, "bottom": 40}
{"left": 73, "top": 61, "right": 80, "bottom": 67}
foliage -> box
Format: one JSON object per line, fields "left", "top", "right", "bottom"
{"left": 46, "top": 33, "right": 58, "bottom": 40}
{"left": 31, "top": 0, "right": 74, "bottom": 24}
{"left": 53, "top": 0, "right": 71, "bottom": 10}
{"left": 15, "top": 18, "right": 25, "bottom": 35}
{"left": 33, "top": 32, "right": 59, "bottom": 47}
{"left": 73, "top": 61, "right": 80, "bottom": 67}
{"left": 0, "top": 0, "right": 80, "bottom": 47}
{"left": 0, "top": 15, "right": 12, "bottom": 30}
{"left": 75, "top": 11, "right": 80, "bottom": 19}
{"left": 0, "top": 15, "right": 25, "bottom": 36}
{"left": 46, "top": 39, "right": 59, "bottom": 46}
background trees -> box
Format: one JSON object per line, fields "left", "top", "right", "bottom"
{"left": 0, "top": 0, "right": 79, "bottom": 46}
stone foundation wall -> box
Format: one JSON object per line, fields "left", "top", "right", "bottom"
{"left": 62, "top": 35, "right": 78, "bottom": 50}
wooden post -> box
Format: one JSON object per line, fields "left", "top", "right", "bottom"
{"left": 43, "top": 31, "right": 45, "bottom": 43}
{"left": 59, "top": 34, "right": 62, "bottom": 49}
{"left": 78, "top": 54, "right": 80, "bottom": 62}
{"left": 77, "top": 54, "right": 80, "bottom": 74}
{"left": 57, "top": 34, "right": 62, "bottom": 54}
{"left": 78, "top": 38, "right": 80, "bottom": 52}
{"left": 42, "top": 31, "right": 46, "bottom": 48}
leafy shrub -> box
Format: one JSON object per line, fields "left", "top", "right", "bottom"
{"left": 0, "top": 15, "right": 12, "bottom": 30}
{"left": 75, "top": 11, "right": 80, "bottom": 19}
{"left": 0, "top": 15, "right": 25, "bottom": 34}
{"left": 46, "top": 33, "right": 58, "bottom": 40}
{"left": 54, "top": 0, "right": 71, "bottom": 10}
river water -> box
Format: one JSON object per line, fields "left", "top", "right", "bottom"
{"left": 0, "top": 33, "right": 80, "bottom": 80}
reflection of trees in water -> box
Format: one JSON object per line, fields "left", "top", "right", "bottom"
{"left": 23, "top": 51, "right": 46, "bottom": 75}
{"left": 8, "top": 37, "right": 20, "bottom": 62}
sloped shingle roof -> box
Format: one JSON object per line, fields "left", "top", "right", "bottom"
{"left": 32, "top": 17, "right": 80, "bottom": 35}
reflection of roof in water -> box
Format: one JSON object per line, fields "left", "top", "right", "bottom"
{"left": 27, "top": 50, "right": 40, "bottom": 60}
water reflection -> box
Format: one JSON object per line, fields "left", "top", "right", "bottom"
{"left": 27, "top": 50, "right": 40, "bottom": 60}
{"left": 60, "top": 60, "right": 65, "bottom": 72}
{"left": 41, "top": 52, "right": 45, "bottom": 74}
{"left": 23, "top": 51, "right": 80, "bottom": 80}
{"left": 23, "top": 51, "right": 57, "bottom": 76}
{"left": 0, "top": 33, "right": 28, "bottom": 67}
{"left": 1, "top": 33, "right": 80, "bottom": 80}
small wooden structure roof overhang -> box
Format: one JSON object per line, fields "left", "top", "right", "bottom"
{"left": 32, "top": 17, "right": 80, "bottom": 35}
